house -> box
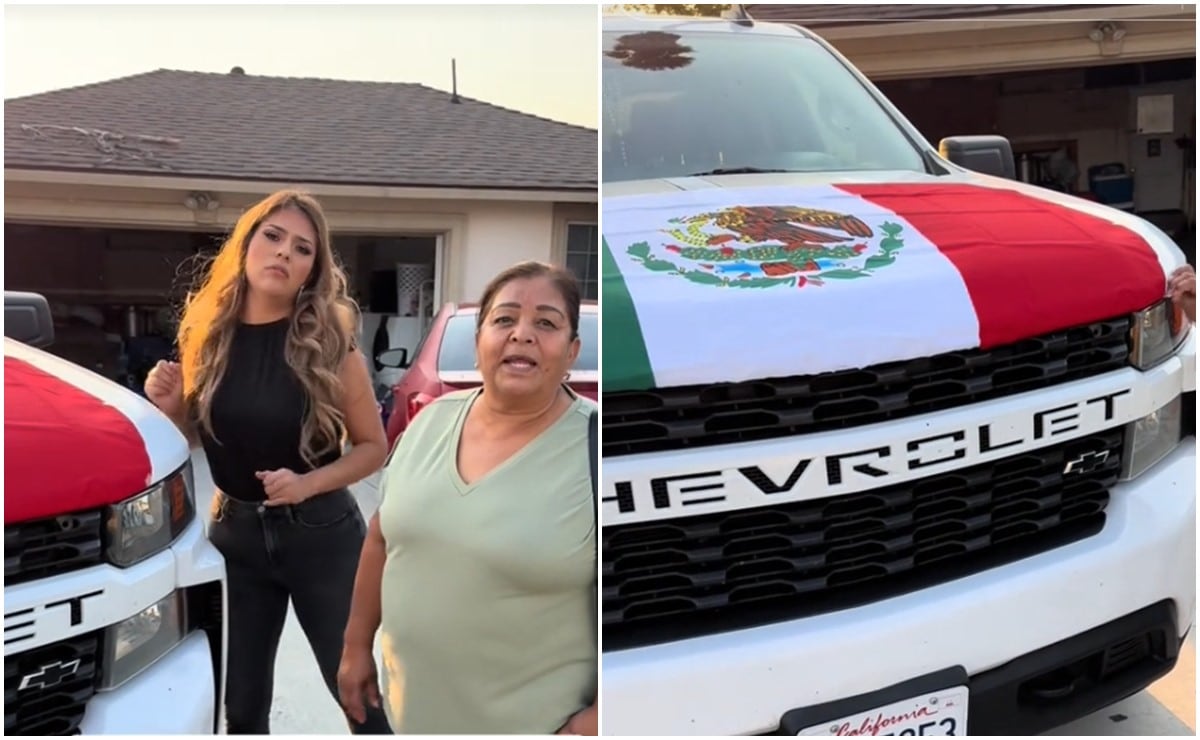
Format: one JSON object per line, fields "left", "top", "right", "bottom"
{"left": 3, "top": 68, "right": 597, "bottom": 380}
{"left": 745, "top": 4, "right": 1196, "bottom": 238}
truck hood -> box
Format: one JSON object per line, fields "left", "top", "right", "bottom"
{"left": 602, "top": 171, "right": 1185, "bottom": 393}
{"left": 4, "top": 338, "right": 189, "bottom": 524}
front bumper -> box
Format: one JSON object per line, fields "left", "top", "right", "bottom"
{"left": 80, "top": 631, "right": 217, "bottom": 734}
{"left": 4, "top": 514, "right": 226, "bottom": 735}
{"left": 601, "top": 441, "right": 1196, "bottom": 735}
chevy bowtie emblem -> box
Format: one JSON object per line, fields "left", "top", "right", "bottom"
{"left": 1064, "top": 450, "right": 1110, "bottom": 475}
{"left": 18, "top": 659, "right": 81, "bottom": 691}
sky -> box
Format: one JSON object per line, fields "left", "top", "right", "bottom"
{"left": 3, "top": 3, "right": 599, "bottom": 129}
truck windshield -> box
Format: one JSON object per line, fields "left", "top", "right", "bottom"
{"left": 602, "top": 29, "right": 928, "bottom": 183}
{"left": 438, "top": 312, "right": 599, "bottom": 372}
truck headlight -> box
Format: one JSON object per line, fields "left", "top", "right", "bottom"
{"left": 1130, "top": 297, "right": 1189, "bottom": 370}
{"left": 104, "top": 463, "right": 196, "bottom": 567}
{"left": 1120, "top": 395, "right": 1183, "bottom": 480}
{"left": 99, "top": 591, "right": 187, "bottom": 690}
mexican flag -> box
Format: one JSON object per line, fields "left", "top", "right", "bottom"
{"left": 5, "top": 342, "right": 155, "bottom": 523}
{"left": 602, "top": 182, "right": 1168, "bottom": 393}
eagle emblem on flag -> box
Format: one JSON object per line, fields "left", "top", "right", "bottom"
{"left": 626, "top": 205, "right": 906, "bottom": 288}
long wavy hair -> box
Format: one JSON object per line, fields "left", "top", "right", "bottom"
{"left": 177, "top": 189, "right": 358, "bottom": 466}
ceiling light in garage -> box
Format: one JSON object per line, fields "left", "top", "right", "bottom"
{"left": 1089, "top": 22, "right": 1128, "bottom": 57}
{"left": 1089, "top": 22, "right": 1127, "bottom": 43}
{"left": 184, "top": 192, "right": 220, "bottom": 211}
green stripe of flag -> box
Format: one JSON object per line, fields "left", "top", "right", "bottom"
{"left": 601, "top": 236, "right": 655, "bottom": 392}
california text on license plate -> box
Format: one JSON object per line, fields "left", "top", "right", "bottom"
{"left": 795, "top": 686, "right": 968, "bottom": 736}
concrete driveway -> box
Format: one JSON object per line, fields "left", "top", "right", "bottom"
{"left": 190, "top": 452, "right": 1194, "bottom": 735}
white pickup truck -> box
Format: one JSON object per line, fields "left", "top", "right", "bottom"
{"left": 600, "top": 14, "right": 1195, "bottom": 736}
{"left": 4, "top": 291, "right": 227, "bottom": 734}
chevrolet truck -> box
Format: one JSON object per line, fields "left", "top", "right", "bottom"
{"left": 4, "top": 291, "right": 227, "bottom": 734}
{"left": 600, "top": 14, "right": 1196, "bottom": 736}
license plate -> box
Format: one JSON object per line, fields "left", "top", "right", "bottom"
{"left": 796, "top": 686, "right": 968, "bottom": 736}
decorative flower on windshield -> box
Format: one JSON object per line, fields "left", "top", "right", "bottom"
{"left": 605, "top": 31, "right": 695, "bottom": 71}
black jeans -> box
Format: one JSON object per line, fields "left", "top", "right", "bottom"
{"left": 208, "top": 488, "right": 392, "bottom": 735}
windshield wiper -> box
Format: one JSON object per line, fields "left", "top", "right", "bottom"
{"left": 686, "top": 167, "right": 796, "bottom": 176}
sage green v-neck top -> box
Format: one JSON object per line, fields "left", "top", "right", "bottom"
{"left": 376, "top": 387, "right": 597, "bottom": 734}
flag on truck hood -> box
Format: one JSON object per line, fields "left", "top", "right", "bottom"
{"left": 4, "top": 339, "right": 185, "bottom": 524}
{"left": 602, "top": 182, "right": 1167, "bottom": 392}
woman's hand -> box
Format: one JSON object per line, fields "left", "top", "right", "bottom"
{"left": 1169, "top": 264, "right": 1196, "bottom": 324}
{"left": 556, "top": 703, "right": 597, "bottom": 736}
{"left": 256, "top": 468, "right": 317, "bottom": 506}
{"left": 337, "top": 643, "right": 383, "bottom": 725}
{"left": 144, "top": 360, "right": 185, "bottom": 418}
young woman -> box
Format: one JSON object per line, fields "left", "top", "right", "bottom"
{"left": 144, "top": 189, "right": 391, "bottom": 734}
{"left": 337, "top": 261, "right": 598, "bottom": 735}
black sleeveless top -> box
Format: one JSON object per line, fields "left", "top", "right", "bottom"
{"left": 200, "top": 318, "right": 343, "bottom": 502}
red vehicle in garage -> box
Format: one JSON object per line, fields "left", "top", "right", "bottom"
{"left": 378, "top": 300, "right": 598, "bottom": 448}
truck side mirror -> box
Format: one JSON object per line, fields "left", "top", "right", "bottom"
{"left": 4, "top": 291, "right": 55, "bottom": 348}
{"left": 939, "top": 135, "right": 1017, "bottom": 180}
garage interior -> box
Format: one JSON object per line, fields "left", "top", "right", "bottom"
{"left": 3, "top": 222, "right": 440, "bottom": 392}
{"left": 876, "top": 55, "right": 1195, "bottom": 259}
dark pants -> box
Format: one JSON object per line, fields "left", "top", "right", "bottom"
{"left": 208, "top": 488, "right": 392, "bottom": 735}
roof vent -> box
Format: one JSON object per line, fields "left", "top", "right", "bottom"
{"left": 230, "top": 66, "right": 246, "bottom": 75}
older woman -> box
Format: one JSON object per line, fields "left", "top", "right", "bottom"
{"left": 337, "top": 261, "right": 598, "bottom": 735}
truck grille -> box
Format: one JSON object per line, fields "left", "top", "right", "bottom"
{"left": 5, "top": 511, "right": 104, "bottom": 586}
{"left": 4, "top": 632, "right": 100, "bottom": 735}
{"left": 603, "top": 317, "right": 1129, "bottom": 457}
{"left": 603, "top": 429, "right": 1122, "bottom": 650}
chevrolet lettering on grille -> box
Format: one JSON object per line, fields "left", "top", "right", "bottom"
{"left": 4, "top": 589, "right": 105, "bottom": 651}
{"left": 606, "top": 388, "right": 1132, "bottom": 525}
{"left": 18, "top": 658, "right": 81, "bottom": 691}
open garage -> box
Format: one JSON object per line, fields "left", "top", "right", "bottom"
{"left": 747, "top": 3, "right": 1196, "bottom": 256}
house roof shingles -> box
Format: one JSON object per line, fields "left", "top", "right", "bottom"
{"left": 744, "top": 4, "right": 1129, "bottom": 27}
{"left": 4, "top": 69, "right": 596, "bottom": 191}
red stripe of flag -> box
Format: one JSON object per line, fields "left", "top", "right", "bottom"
{"left": 5, "top": 357, "right": 153, "bottom": 523}
{"left": 838, "top": 183, "right": 1165, "bottom": 347}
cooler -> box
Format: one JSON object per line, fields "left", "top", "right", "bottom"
{"left": 1088, "top": 163, "right": 1135, "bottom": 211}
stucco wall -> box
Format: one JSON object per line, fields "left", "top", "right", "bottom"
{"left": 458, "top": 200, "right": 556, "bottom": 301}
{"left": 801, "top": 6, "right": 1195, "bottom": 81}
